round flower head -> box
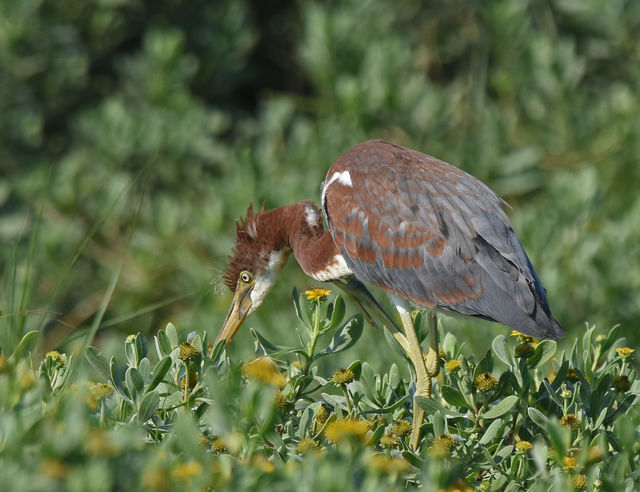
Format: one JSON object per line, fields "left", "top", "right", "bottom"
{"left": 616, "top": 347, "right": 635, "bottom": 360}
{"left": 560, "top": 413, "right": 581, "bottom": 430}
{"left": 332, "top": 368, "right": 356, "bottom": 385}
{"left": 516, "top": 441, "right": 532, "bottom": 452}
{"left": 612, "top": 374, "right": 631, "bottom": 392}
{"left": 380, "top": 434, "right": 399, "bottom": 448}
{"left": 243, "top": 357, "right": 286, "bottom": 387}
{"left": 297, "top": 438, "right": 319, "bottom": 454}
{"left": 562, "top": 456, "right": 577, "bottom": 470}
{"left": 178, "top": 342, "right": 199, "bottom": 362}
{"left": 273, "top": 391, "right": 288, "bottom": 410}
{"left": 474, "top": 372, "right": 498, "bottom": 392}
{"left": 515, "top": 342, "right": 535, "bottom": 359}
{"left": 304, "top": 287, "right": 331, "bottom": 301}
{"left": 429, "top": 434, "right": 455, "bottom": 458}
{"left": 315, "top": 405, "right": 329, "bottom": 424}
{"left": 572, "top": 474, "right": 588, "bottom": 489}
{"left": 325, "top": 419, "right": 371, "bottom": 443}
{"left": 445, "top": 359, "right": 461, "bottom": 372}
{"left": 391, "top": 420, "right": 412, "bottom": 437}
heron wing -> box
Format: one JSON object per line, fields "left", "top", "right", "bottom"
{"left": 323, "top": 140, "right": 562, "bottom": 339}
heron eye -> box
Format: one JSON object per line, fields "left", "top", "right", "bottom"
{"left": 240, "top": 271, "right": 252, "bottom": 283}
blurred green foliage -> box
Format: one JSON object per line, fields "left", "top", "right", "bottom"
{"left": 2, "top": 0, "right": 640, "bottom": 360}
{"left": 1, "top": 292, "right": 639, "bottom": 490}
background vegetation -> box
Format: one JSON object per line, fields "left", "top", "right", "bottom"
{"left": 2, "top": 0, "right": 640, "bottom": 490}
{"left": 3, "top": 0, "right": 640, "bottom": 356}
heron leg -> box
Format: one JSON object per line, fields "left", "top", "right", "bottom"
{"left": 389, "top": 295, "right": 432, "bottom": 450}
{"left": 332, "top": 277, "right": 409, "bottom": 353}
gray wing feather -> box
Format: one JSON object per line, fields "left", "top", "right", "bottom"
{"left": 324, "top": 140, "right": 563, "bottom": 339}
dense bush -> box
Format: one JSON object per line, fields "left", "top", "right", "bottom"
{"left": 2, "top": 0, "right": 640, "bottom": 353}
{"left": 1, "top": 290, "right": 638, "bottom": 490}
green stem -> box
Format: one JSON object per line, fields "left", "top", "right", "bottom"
{"left": 307, "top": 301, "right": 322, "bottom": 360}
{"left": 183, "top": 363, "right": 190, "bottom": 408}
{"left": 341, "top": 385, "right": 353, "bottom": 415}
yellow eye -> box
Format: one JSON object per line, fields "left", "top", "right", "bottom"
{"left": 239, "top": 271, "right": 252, "bottom": 283}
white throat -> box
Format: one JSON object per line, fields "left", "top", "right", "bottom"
{"left": 249, "top": 250, "right": 290, "bottom": 314}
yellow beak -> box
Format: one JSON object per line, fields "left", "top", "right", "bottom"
{"left": 216, "top": 284, "right": 254, "bottom": 346}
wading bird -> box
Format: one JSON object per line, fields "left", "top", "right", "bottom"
{"left": 216, "top": 139, "right": 562, "bottom": 448}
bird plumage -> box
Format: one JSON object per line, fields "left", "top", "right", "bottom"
{"left": 322, "top": 140, "right": 562, "bottom": 339}
{"left": 221, "top": 139, "right": 562, "bottom": 342}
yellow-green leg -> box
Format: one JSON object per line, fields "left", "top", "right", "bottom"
{"left": 390, "top": 298, "right": 440, "bottom": 450}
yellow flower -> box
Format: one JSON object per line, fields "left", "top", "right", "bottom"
{"left": 45, "top": 351, "right": 65, "bottom": 366}
{"left": 40, "top": 459, "right": 70, "bottom": 481}
{"left": 315, "top": 405, "right": 329, "bottom": 424}
{"left": 273, "top": 391, "right": 288, "bottom": 410}
{"left": 367, "top": 455, "right": 411, "bottom": 474}
{"left": 429, "top": 434, "right": 455, "bottom": 458}
{"left": 391, "top": 420, "right": 412, "bottom": 437}
{"left": 251, "top": 455, "right": 275, "bottom": 473}
{"left": 572, "top": 474, "right": 588, "bottom": 489}
{"left": 515, "top": 342, "right": 535, "bottom": 359}
{"left": 474, "top": 372, "right": 498, "bottom": 391}
{"left": 566, "top": 368, "right": 580, "bottom": 382}
{"left": 178, "top": 342, "right": 199, "bottom": 362}
{"left": 515, "top": 441, "right": 532, "bottom": 452}
{"left": 560, "top": 414, "right": 581, "bottom": 431}
{"left": 172, "top": 460, "right": 203, "bottom": 482}
{"left": 445, "top": 359, "right": 461, "bottom": 372}
{"left": 510, "top": 330, "right": 539, "bottom": 345}
{"left": 243, "top": 357, "right": 286, "bottom": 387}
{"left": 611, "top": 375, "right": 631, "bottom": 392}
{"left": 332, "top": 368, "right": 356, "bottom": 385}
{"left": 325, "top": 419, "right": 371, "bottom": 443}
{"left": 89, "top": 382, "right": 114, "bottom": 400}
{"left": 616, "top": 347, "right": 635, "bottom": 359}
{"left": 297, "top": 438, "right": 319, "bottom": 454}
{"left": 562, "top": 456, "right": 577, "bottom": 470}
{"left": 304, "top": 287, "right": 332, "bottom": 301}
{"left": 141, "top": 466, "right": 170, "bottom": 491}
{"left": 561, "top": 388, "right": 573, "bottom": 399}
{"left": 85, "top": 429, "right": 120, "bottom": 457}
{"left": 380, "top": 433, "right": 399, "bottom": 448}
{"left": 211, "top": 438, "right": 226, "bottom": 454}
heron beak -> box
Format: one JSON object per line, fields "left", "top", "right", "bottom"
{"left": 216, "top": 284, "right": 254, "bottom": 346}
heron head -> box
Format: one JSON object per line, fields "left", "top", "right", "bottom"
{"left": 216, "top": 204, "right": 292, "bottom": 346}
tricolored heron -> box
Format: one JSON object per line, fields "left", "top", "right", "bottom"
{"left": 217, "top": 139, "right": 562, "bottom": 447}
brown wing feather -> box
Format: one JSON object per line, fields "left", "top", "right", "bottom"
{"left": 323, "top": 140, "right": 563, "bottom": 339}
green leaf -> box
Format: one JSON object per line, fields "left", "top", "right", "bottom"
{"left": 155, "top": 329, "right": 172, "bottom": 358}
{"left": 251, "top": 328, "right": 287, "bottom": 354}
{"left": 315, "top": 314, "right": 363, "bottom": 359}
{"left": 328, "top": 295, "right": 346, "bottom": 330}
{"left": 481, "top": 395, "right": 518, "bottom": 419}
{"left": 479, "top": 419, "right": 503, "bottom": 445}
{"left": 346, "top": 360, "right": 362, "bottom": 380}
{"left": 85, "top": 346, "right": 111, "bottom": 382}
{"left": 415, "top": 396, "right": 464, "bottom": 418}
{"left": 138, "top": 390, "right": 159, "bottom": 422}
{"left": 431, "top": 410, "right": 445, "bottom": 437}
{"left": 126, "top": 366, "right": 144, "bottom": 401}
{"left": 492, "top": 335, "right": 511, "bottom": 367}
{"left": 527, "top": 407, "right": 551, "bottom": 429}
{"left": 441, "top": 385, "right": 471, "bottom": 409}
{"left": 9, "top": 331, "right": 39, "bottom": 363}
{"left": 527, "top": 340, "right": 557, "bottom": 369}
{"left": 110, "top": 357, "right": 131, "bottom": 404}
{"left": 148, "top": 356, "right": 172, "bottom": 392}
{"left": 165, "top": 322, "right": 178, "bottom": 347}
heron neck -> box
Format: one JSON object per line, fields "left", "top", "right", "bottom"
{"left": 272, "top": 201, "right": 341, "bottom": 279}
